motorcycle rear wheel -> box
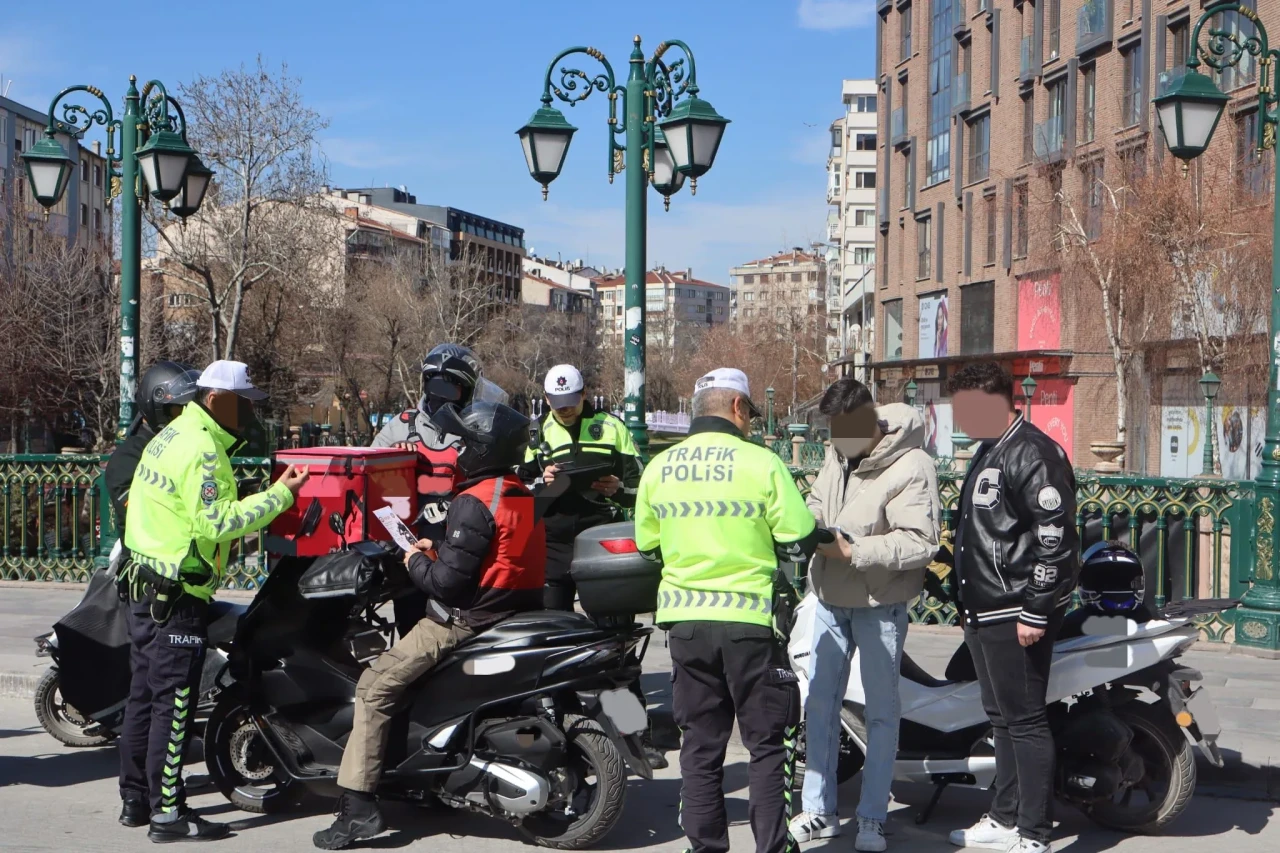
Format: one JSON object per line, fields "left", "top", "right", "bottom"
{"left": 519, "top": 715, "right": 628, "bottom": 849}
{"left": 794, "top": 706, "right": 867, "bottom": 790}
{"left": 34, "top": 669, "right": 111, "bottom": 748}
{"left": 1085, "top": 703, "right": 1196, "bottom": 834}
{"left": 205, "top": 699, "right": 304, "bottom": 814}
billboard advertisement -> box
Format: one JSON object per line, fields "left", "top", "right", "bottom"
{"left": 918, "top": 292, "right": 950, "bottom": 359}
{"left": 1027, "top": 378, "right": 1074, "bottom": 462}
{"left": 1017, "top": 273, "right": 1062, "bottom": 351}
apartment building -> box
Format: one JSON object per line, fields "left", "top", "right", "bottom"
{"left": 730, "top": 249, "right": 830, "bottom": 334}
{"left": 1, "top": 94, "right": 112, "bottom": 248}
{"left": 873, "top": 0, "right": 1273, "bottom": 465}
{"left": 826, "top": 80, "right": 880, "bottom": 377}
{"left": 595, "top": 267, "right": 731, "bottom": 352}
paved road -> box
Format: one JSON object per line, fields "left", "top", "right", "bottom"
{"left": 1, "top": 586, "right": 1278, "bottom": 851}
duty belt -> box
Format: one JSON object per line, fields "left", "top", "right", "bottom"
{"left": 657, "top": 589, "right": 773, "bottom": 614}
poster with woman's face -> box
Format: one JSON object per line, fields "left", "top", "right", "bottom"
{"left": 919, "top": 293, "right": 949, "bottom": 359}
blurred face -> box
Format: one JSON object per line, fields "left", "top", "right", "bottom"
{"left": 830, "top": 403, "right": 881, "bottom": 458}
{"left": 953, "top": 389, "right": 1014, "bottom": 440}
{"left": 550, "top": 398, "right": 584, "bottom": 427}
{"left": 203, "top": 389, "right": 244, "bottom": 431}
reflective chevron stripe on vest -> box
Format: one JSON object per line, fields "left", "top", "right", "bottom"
{"left": 656, "top": 589, "right": 773, "bottom": 615}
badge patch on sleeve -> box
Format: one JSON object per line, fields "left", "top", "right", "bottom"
{"left": 1037, "top": 486, "right": 1063, "bottom": 511}
{"left": 1032, "top": 564, "right": 1059, "bottom": 586}
{"left": 200, "top": 480, "right": 219, "bottom": 506}
{"left": 1036, "top": 524, "right": 1064, "bottom": 548}
{"left": 588, "top": 422, "right": 604, "bottom": 440}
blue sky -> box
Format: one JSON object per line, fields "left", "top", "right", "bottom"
{"left": 1, "top": 0, "right": 877, "bottom": 283}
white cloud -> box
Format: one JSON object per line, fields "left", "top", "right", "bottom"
{"left": 322, "top": 137, "right": 412, "bottom": 170}
{"left": 796, "top": 0, "right": 874, "bottom": 31}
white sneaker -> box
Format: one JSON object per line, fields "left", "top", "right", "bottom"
{"left": 1007, "top": 839, "right": 1051, "bottom": 853}
{"left": 854, "top": 817, "right": 887, "bottom": 852}
{"left": 947, "top": 814, "right": 1019, "bottom": 849}
{"left": 789, "top": 811, "right": 840, "bottom": 843}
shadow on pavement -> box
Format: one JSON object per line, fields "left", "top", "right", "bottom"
{"left": 0, "top": 728, "right": 39, "bottom": 739}
{"left": 0, "top": 746, "right": 117, "bottom": 787}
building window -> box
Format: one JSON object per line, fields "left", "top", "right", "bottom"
{"left": 853, "top": 246, "right": 876, "bottom": 265}
{"left": 855, "top": 170, "right": 877, "bottom": 188}
{"left": 1237, "top": 109, "right": 1273, "bottom": 195}
{"left": 984, "top": 193, "right": 997, "bottom": 265}
{"left": 1082, "top": 158, "right": 1105, "bottom": 240}
{"left": 80, "top": 203, "right": 88, "bottom": 226}
{"left": 833, "top": 171, "right": 841, "bottom": 188}
{"left": 960, "top": 281, "right": 996, "bottom": 354}
{"left": 967, "top": 114, "right": 990, "bottom": 182}
{"left": 760, "top": 273, "right": 770, "bottom": 284}
{"left": 901, "top": 3, "right": 913, "bottom": 59}
{"left": 855, "top": 94, "right": 878, "bottom": 112}
{"left": 1048, "top": 0, "right": 1061, "bottom": 57}
{"left": 790, "top": 272, "right": 802, "bottom": 283}
{"left": 855, "top": 133, "right": 877, "bottom": 151}
{"left": 94, "top": 208, "right": 102, "bottom": 233}
{"left": 1120, "top": 145, "right": 1147, "bottom": 194}
{"left": 1171, "top": 20, "right": 1190, "bottom": 69}
{"left": 831, "top": 126, "right": 843, "bottom": 152}
{"left": 926, "top": 0, "right": 954, "bottom": 184}
{"left": 1081, "top": 64, "right": 1096, "bottom": 144}
{"left": 1122, "top": 43, "right": 1143, "bottom": 128}
{"left": 854, "top": 208, "right": 875, "bottom": 226}
{"left": 917, "top": 217, "right": 932, "bottom": 279}
{"left": 809, "top": 271, "right": 819, "bottom": 281}
{"left": 1214, "top": 2, "right": 1258, "bottom": 92}
{"left": 1047, "top": 165, "right": 1064, "bottom": 248}
{"left": 81, "top": 160, "right": 89, "bottom": 182}
{"left": 742, "top": 274, "right": 754, "bottom": 284}
{"left": 1014, "top": 183, "right": 1030, "bottom": 258}
{"left": 884, "top": 300, "right": 904, "bottom": 359}
{"left": 1022, "top": 94, "right": 1035, "bottom": 163}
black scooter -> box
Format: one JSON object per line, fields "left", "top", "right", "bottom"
{"left": 204, "top": 523, "right": 657, "bottom": 850}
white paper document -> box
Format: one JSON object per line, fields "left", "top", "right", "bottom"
{"left": 374, "top": 507, "right": 419, "bottom": 553}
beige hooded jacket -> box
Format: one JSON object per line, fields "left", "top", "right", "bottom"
{"left": 805, "top": 403, "right": 941, "bottom": 608}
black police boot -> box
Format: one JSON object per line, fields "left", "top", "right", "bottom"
{"left": 641, "top": 734, "right": 670, "bottom": 770}
{"left": 119, "top": 794, "right": 149, "bottom": 828}
{"left": 147, "top": 809, "right": 231, "bottom": 843}
{"left": 313, "top": 790, "right": 386, "bottom": 850}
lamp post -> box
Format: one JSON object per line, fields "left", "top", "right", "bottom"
{"left": 1200, "top": 371, "right": 1222, "bottom": 477}
{"left": 766, "top": 386, "right": 776, "bottom": 437}
{"left": 1154, "top": 2, "right": 1280, "bottom": 650}
{"left": 904, "top": 379, "right": 918, "bottom": 407}
{"left": 22, "top": 77, "right": 211, "bottom": 442}
{"left": 1021, "top": 375, "right": 1038, "bottom": 422}
{"left": 519, "top": 37, "right": 729, "bottom": 457}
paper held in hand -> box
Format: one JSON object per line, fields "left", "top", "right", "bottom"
{"left": 374, "top": 506, "right": 419, "bottom": 553}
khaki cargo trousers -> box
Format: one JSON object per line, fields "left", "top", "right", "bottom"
{"left": 337, "top": 617, "right": 472, "bottom": 792}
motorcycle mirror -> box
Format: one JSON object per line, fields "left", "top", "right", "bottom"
{"left": 329, "top": 513, "right": 345, "bottom": 537}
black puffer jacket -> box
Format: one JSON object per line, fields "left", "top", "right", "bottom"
{"left": 953, "top": 416, "right": 1080, "bottom": 629}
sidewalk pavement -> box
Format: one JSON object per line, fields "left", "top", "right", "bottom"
{"left": 2, "top": 583, "right": 1276, "bottom": 801}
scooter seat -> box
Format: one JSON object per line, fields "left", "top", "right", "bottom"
{"left": 899, "top": 650, "right": 957, "bottom": 689}
{"left": 455, "top": 610, "right": 597, "bottom": 650}
{"left": 208, "top": 600, "right": 247, "bottom": 647}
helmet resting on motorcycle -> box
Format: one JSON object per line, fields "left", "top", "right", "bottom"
{"left": 421, "top": 344, "right": 480, "bottom": 414}
{"left": 1079, "top": 540, "right": 1146, "bottom": 614}
{"left": 430, "top": 401, "right": 531, "bottom": 479}
{"left": 137, "top": 361, "right": 200, "bottom": 431}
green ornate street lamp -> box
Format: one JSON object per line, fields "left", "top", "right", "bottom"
{"left": 1021, "top": 375, "right": 1037, "bottom": 422}
{"left": 766, "top": 386, "right": 776, "bottom": 438}
{"left": 1200, "top": 371, "right": 1222, "bottom": 477}
{"left": 519, "top": 37, "right": 730, "bottom": 456}
{"left": 1155, "top": 2, "right": 1280, "bottom": 650}
{"left": 22, "top": 77, "right": 211, "bottom": 441}
{"left": 904, "top": 379, "right": 918, "bottom": 407}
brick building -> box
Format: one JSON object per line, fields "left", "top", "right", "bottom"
{"left": 874, "top": 0, "right": 1274, "bottom": 466}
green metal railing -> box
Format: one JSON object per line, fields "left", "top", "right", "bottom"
{"left": 0, "top": 447, "right": 1256, "bottom": 643}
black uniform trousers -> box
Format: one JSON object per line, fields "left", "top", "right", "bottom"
{"left": 964, "top": 609, "right": 1064, "bottom": 844}
{"left": 119, "top": 596, "right": 209, "bottom": 818}
{"left": 669, "top": 620, "right": 800, "bottom": 853}
{"left": 542, "top": 538, "right": 577, "bottom": 611}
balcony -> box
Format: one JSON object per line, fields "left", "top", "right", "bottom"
{"left": 977, "top": 0, "right": 989, "bottom": 11}
{"left": 891, "top": 107, "right": 909, "bottom": 147}
{"left": 952, "top": 0, "right": 969, "bottom": 36}
{"left": 1020, "top": 35, "right": 1036, "bottom": 81}
{"left": 953, "top": 72, "right": 971, "bottom": 113}
{"left": 1076, "top": 0, "right": 1111, "bottom": 55}
{"left": 1033, "top": 115, "right": 1064, "bottom": 161}
{"left": 827, "top": 183, "right": 842, "bottom": 204}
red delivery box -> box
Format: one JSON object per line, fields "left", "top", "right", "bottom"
{"left": 265, "top": 447, "right": 418, "bottom": 557}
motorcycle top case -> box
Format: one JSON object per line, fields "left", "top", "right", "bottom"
{"left": 266, "top": 447, "right": 417, "bottom": 557}
{"left": 569, "top": 522, "right": 662, "bottom": 616}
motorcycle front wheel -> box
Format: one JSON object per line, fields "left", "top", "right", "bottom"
{"left": 793, "top": 706, "right": 866, "bottom": 790}
{"left": 519, "top": 715, "right": 628, "bottom": 849}
{"left": 205, "top": 698, "right": 304, "bottom": 814}
{"left": 1084, "top": 703, "right": 1196, "bottom": 834}
{"left": 34, "top": 669, "right": 111, "bottom": 748}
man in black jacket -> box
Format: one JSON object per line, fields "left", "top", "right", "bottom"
{"left": 314, "top": 402, "right": 545, "bottom": 851}
{"left": 945, "top": 363, "right": 1078, "bottom": 853}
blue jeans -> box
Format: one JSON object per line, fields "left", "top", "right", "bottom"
{"left": 801, "top": 600, "right": 907, "bottom": 822}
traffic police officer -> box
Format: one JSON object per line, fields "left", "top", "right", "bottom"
{"left": 520, "top": 364, "right": 642, "bottom": 611}
{"left": 634, "top": 368, "right": 824, "bottom": 853}
{"left": 122, "top": 360, "right": 308, "bottom": 841}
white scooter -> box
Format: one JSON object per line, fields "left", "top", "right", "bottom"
{"left": 787, "top": 592, "right": 1226, "bottom": 834}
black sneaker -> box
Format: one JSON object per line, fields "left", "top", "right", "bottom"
{"left": 120, "top": 795, "right": 150, "bottom": 828}
{"left": 147, "top": 810, "right": 231, "bottom": 843}
{"left": 642, "top": 742, "right": 670, "bottom": 770}
{"left": 313, "top": 792, "right": 386, "bottom": 850}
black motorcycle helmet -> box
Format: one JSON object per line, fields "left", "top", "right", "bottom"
{"left": 137, "top": 361, "right": 200, "bottom": 431}
{"left": 431, "top": 401, "right": 531, "bottom": 479}
{"left": 1079, "top": 540, "right": 1147, "bottom": 614}
{"left": 421, "top": 344, "right": 480, "bottom": 415}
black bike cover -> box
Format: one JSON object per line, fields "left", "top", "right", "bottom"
{"left": 53, "top": 569, "right": 131, "bottom": 717}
